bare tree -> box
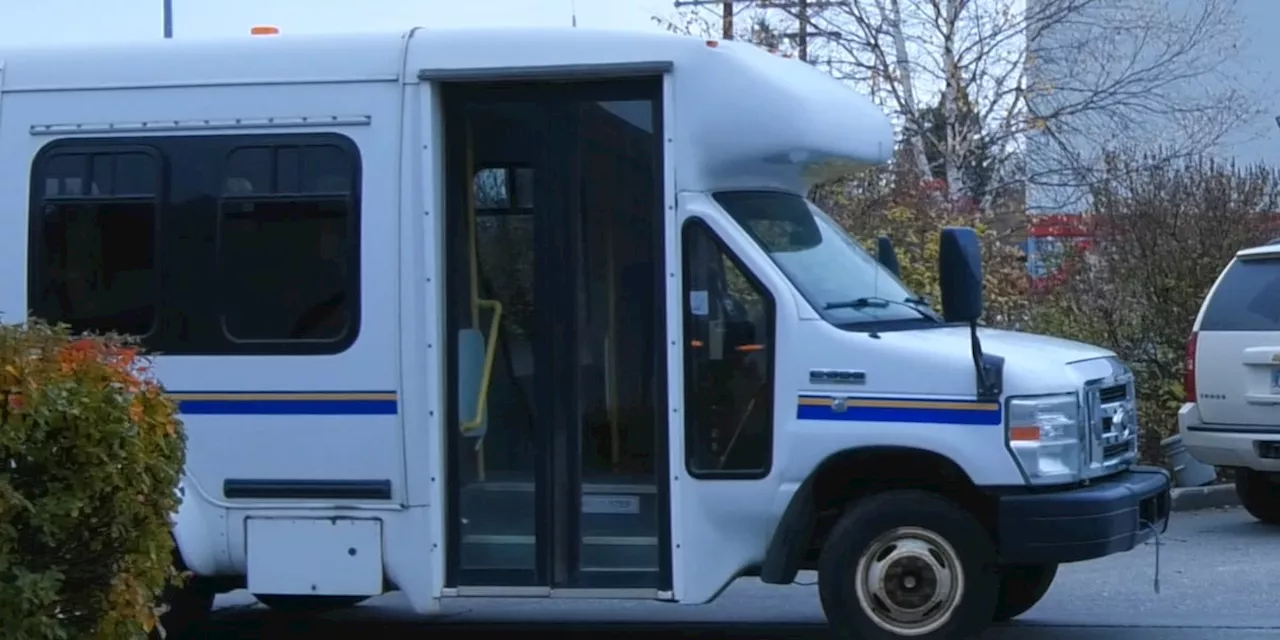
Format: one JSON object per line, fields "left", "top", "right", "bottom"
{"left": 660, "top": 0, "right": 1259, "bottom": 211}
{"left": 1029, "top": 149, "right": 1280, "bottom": 458}
{"left": 1021, "top": 0, "right": 1258, "bottom": 210}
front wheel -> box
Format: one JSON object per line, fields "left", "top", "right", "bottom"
{"left": 817, "top": 490, "right": 999, "bottom": 640}
{"left": 1235, "top": 470, "right": 1280, "bottom": 525}
{"left": 992, "top": 563, "right": 1057, "bottom": 622}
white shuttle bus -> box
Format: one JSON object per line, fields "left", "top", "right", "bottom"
{"left": 0, "top": 27, "right": 1171, "bottom": 640}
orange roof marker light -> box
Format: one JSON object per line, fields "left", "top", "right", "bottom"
{"left": 250, "top": 25, "right": 280, "bottom": 36}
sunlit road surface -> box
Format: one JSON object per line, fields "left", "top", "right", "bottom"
{"left": 202, "top": 507, "right": 1280, "bottom": 639}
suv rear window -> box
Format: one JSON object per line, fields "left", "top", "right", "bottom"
{"left": 1201, "top": 257, "right": 1280, "bottom": 331}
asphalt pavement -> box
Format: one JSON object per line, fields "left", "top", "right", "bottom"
{"left": 200, "top": 506, "right": 1279, "bottom": 639}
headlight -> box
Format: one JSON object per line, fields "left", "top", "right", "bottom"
{"left": 1006, "top": 393, "right": 1084, "bottom": 485}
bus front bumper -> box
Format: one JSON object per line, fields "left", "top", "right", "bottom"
{"left": 993, "top": 466, "right": 1172, "bottom": 565}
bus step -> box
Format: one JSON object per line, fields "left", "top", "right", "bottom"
{"left": 460, "top": 480, "right": 659, "bottom": 538}
{"left": 460, "top": 534, "right": 660, "bottom": 572}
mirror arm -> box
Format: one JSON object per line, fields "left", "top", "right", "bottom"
{"left": 969, "top": 320, "right": 1004, "bottom": 402}
{"left": 969, "top": 321, "right": 987, "bottom": 390}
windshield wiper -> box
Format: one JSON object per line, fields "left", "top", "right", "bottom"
{"left": 824, "top": 296, "right": 939, "bottom": 321}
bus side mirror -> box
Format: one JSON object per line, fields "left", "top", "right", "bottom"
{"left": 938, "top": 227, "right": 984, "bottom": 323}
{"left": 876, "top": 235, "right": 901, "bottom": 278}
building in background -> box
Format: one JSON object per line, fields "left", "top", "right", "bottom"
{"left": 1024, "top": 0, "right": 1279, "bottom": 214}
{"left": 1023, "top": 0, "right": 1280, "bottom": 278}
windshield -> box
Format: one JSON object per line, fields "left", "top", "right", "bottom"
{"left": 711, "top": 190, "right": 937, "bottom": 328}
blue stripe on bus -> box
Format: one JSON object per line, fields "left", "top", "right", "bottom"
{"left": 796, "top": 394, "right": 1002, "bottom": 426}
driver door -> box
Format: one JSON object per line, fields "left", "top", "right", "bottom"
{"left": 669, "top": 192, "right": 791, "bottom": 604}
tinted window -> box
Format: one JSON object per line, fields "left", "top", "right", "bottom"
{"left": 681, "top": 219, "right": 774, "bottom": 478}
{"left": 473, "top": 166, "right": 536, "bottom": 340}
{"left": 31, "top": 150, "right": 160, "bottom": 337}
{"left": 220, "top": 145, "right": 357, "bottom": 342}
{"left": 29, "top": 134, "right": 361, "bottom": 355}
{"left": 1201, "top": 257, "right": 1280, "bottom": 331}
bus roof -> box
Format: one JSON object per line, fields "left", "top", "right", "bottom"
{"left": 0, "top": 27, "right": 893, "bottom": 192}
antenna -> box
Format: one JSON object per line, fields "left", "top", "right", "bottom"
{"left": 162, "top": 0, "right": 173, "bottom": 38}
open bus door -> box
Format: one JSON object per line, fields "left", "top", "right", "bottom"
{"left": 434, "top": 71, "right": 673, "bottom": 595}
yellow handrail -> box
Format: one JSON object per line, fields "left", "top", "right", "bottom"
{"left": 460, "top": 298, "right": 502, "bottom": 434}
{"left": 459, "top": 117, "right": 502, "bottom": 436}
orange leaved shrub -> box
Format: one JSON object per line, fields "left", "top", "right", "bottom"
{"left": 0, "top": 320, "right": 186, "bottom": 639}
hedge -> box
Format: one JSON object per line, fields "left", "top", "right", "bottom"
{"left": 0, "top": 320, "right": 186, "bottom": 640}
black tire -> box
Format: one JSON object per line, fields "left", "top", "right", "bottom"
{"left": 1235, "top": 470, "right": 1280, "bottom": 524}
{"left": 818, "top": 490, "right": 999, "bottom": 640}
{"left": 254, "top": 594, "right": 365, "bottom": 614}
{"left": 992, "top": 563, "right": 1057, "bottom": 622}
{"left": 152, "top": 580, "right": 215, "bottom": 640}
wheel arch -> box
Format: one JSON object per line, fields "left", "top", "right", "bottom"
{"left": 171, "top": 476, "right": 228, "bottom": 577}
{"left": 759, "top": 445, "right": 996, "bottom": 585}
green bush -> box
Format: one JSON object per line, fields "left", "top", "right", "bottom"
{"left": 1026, "top": 152, "right": 1280, "bottom": 462}
{"left": 0, "top": 320, "right": 186, "bottom": 640}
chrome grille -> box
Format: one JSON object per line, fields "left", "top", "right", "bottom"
{"left": 1083, "top": 369, "right": 1138, "bottom": 478}
{"left": 1099, "top": 384, "right": 1127, "bottom": 404}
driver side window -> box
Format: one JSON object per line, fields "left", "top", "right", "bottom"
{"left": 681, "top": 218, "right": 775, "bottom": 479}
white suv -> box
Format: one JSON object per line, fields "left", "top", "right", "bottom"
{"left": 1180, "top": 241, "right": 1280, "bottom": 524}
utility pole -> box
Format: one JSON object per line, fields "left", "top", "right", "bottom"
{"left": 163, "top": 0, "right": 174, "bottom": 38}
{"left": 763, "top": 0, "right": 843, "bottom": 62}
{"left": 674, "top": 0, "right": 842, "bottom": 60}
{"left": 673, "top": 0, "right": 738, "bottom": 40}
{"left": 795, "top": 0, "right": 808, "bottom": 61}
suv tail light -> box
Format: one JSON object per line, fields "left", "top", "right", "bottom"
{"left": 1184, "top": 331, "right": 1198, "bottom": 400}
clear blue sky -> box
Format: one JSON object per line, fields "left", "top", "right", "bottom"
{"left": 1, "top": 0, "right": 671, "bottom": 44}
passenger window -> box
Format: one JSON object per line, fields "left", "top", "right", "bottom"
{"left": 219, "top": 145, "right": 358, "bottom": 342}
{"left": 31, "top": 150, "right": 160, "bottom": 337}
{"left": 681, "top": 219, "right": 774, "bottom": 478}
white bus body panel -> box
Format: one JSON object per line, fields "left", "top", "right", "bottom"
{"left": 0, "top": 27, "right": 908, "bottom": 611}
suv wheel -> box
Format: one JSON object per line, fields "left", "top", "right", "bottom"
{"left": 1235, "top": 469, "right": 1280, "bottom": 524}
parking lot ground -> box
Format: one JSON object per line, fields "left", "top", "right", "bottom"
{"left": 203, "top": 506, "right": 1280, "bottom": 639}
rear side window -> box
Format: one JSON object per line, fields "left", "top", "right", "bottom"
{"left": 32, "top": 149, "right": 161, "bottom": 338}
{"left": 1200, "top": 257, "right": 1280, "bottom": 331}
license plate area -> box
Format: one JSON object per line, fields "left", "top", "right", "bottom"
{"left": 1256, "top": 441, "right": 1280, "bottom": 459}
